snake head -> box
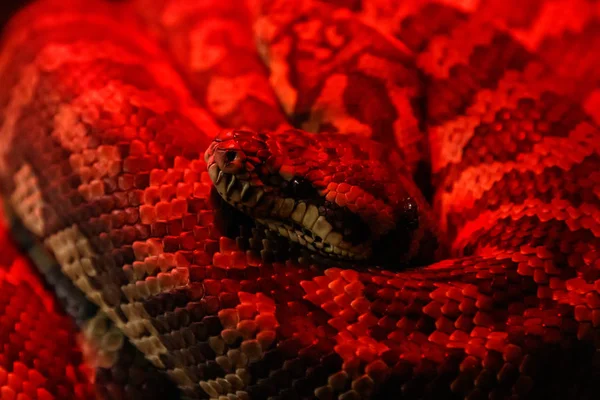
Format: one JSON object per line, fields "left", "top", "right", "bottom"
{"left": 205, "top": 129, "right": 433, "bottom": 265}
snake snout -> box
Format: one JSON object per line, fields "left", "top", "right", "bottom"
{"left": 205, "top": 130, "right": 271, "bottom": 214}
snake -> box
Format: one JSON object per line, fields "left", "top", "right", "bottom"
{"left": 0, "top": 0, "right": 599, "bottom": 399}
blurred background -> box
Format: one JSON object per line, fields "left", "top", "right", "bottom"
{"left": 1, "top": 0, "right": 31, "bottom": 28}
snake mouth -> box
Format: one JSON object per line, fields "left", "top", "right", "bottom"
{"left": 254, "top": 218, "right": 371, "bottom": 261}
{"left": 207, "top": 162, "right": 372, "bottom": 261}
{"left": 207, "top": 162, "right": 266, "bottom": 209}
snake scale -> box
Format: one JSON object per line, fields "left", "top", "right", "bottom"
{"left": 0, "top": 0, "right": 600, "bottom": 399}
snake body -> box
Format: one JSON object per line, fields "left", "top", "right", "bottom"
{"left": 0, "top": 0, "right": 600, "bottom": 399}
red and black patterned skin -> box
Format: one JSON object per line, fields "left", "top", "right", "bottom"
{"left": 0, "top": 0, "right": 599, "bottom": 399}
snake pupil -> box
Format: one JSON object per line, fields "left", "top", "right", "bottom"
{"left": 401, "top": 197, "right": 419, "bottom": 230}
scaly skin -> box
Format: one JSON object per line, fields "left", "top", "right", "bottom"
{"left": 0, "top": 0, "right": 599, "bottom": 400}
{"left": 204, "top": 128, "right": 441, "bottom": 266}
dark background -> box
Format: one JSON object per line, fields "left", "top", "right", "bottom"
{"left": 1, "top": 0, "right": 31, "bottom": 29}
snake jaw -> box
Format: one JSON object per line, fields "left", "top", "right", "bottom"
{"left": 207, "top": 160, "right": 373, "bottom": 260}
{"left": 255, "top": 217, "right": 372, "bottom": 260}
{"left": 207, "top": 163, "right": 266, "bottom": 210}
{"left": 206, "top": 160, "right": 374, "bottom": 260}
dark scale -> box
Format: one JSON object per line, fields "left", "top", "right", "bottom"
{"left": 319, "top": 201, "right": 371, "bottom": 245}
{"left": 210, "top": 189, "right": 255, "bottom": 239}
{"left": 95, "top": 339, "right": 180, "bottom": 400}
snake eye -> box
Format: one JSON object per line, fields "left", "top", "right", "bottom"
{"left": 283, "top": 177, "right": 318, "bottom": 199}
{"left": 289, "top": 177, "right": 319, "bottom": 199}
{"left": 400, "top": 197, "right": 419, "bottom": 230}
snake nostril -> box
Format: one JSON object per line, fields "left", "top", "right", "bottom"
{"left": 225, "top": 150, "right": 237, "bottom": 163}
{"left": 215, "top": 148, "right": 245, "bottom": 173}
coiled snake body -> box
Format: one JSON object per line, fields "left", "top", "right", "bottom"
{"left": 0, "top": 0, "right": 600, "bottom": 399}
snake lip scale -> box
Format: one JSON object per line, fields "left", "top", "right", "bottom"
{"left": 206, "top": 162, "right": 364, "bottom": 262}
{"left": 0, "top": 0, "right": 599, "bottom": 399}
